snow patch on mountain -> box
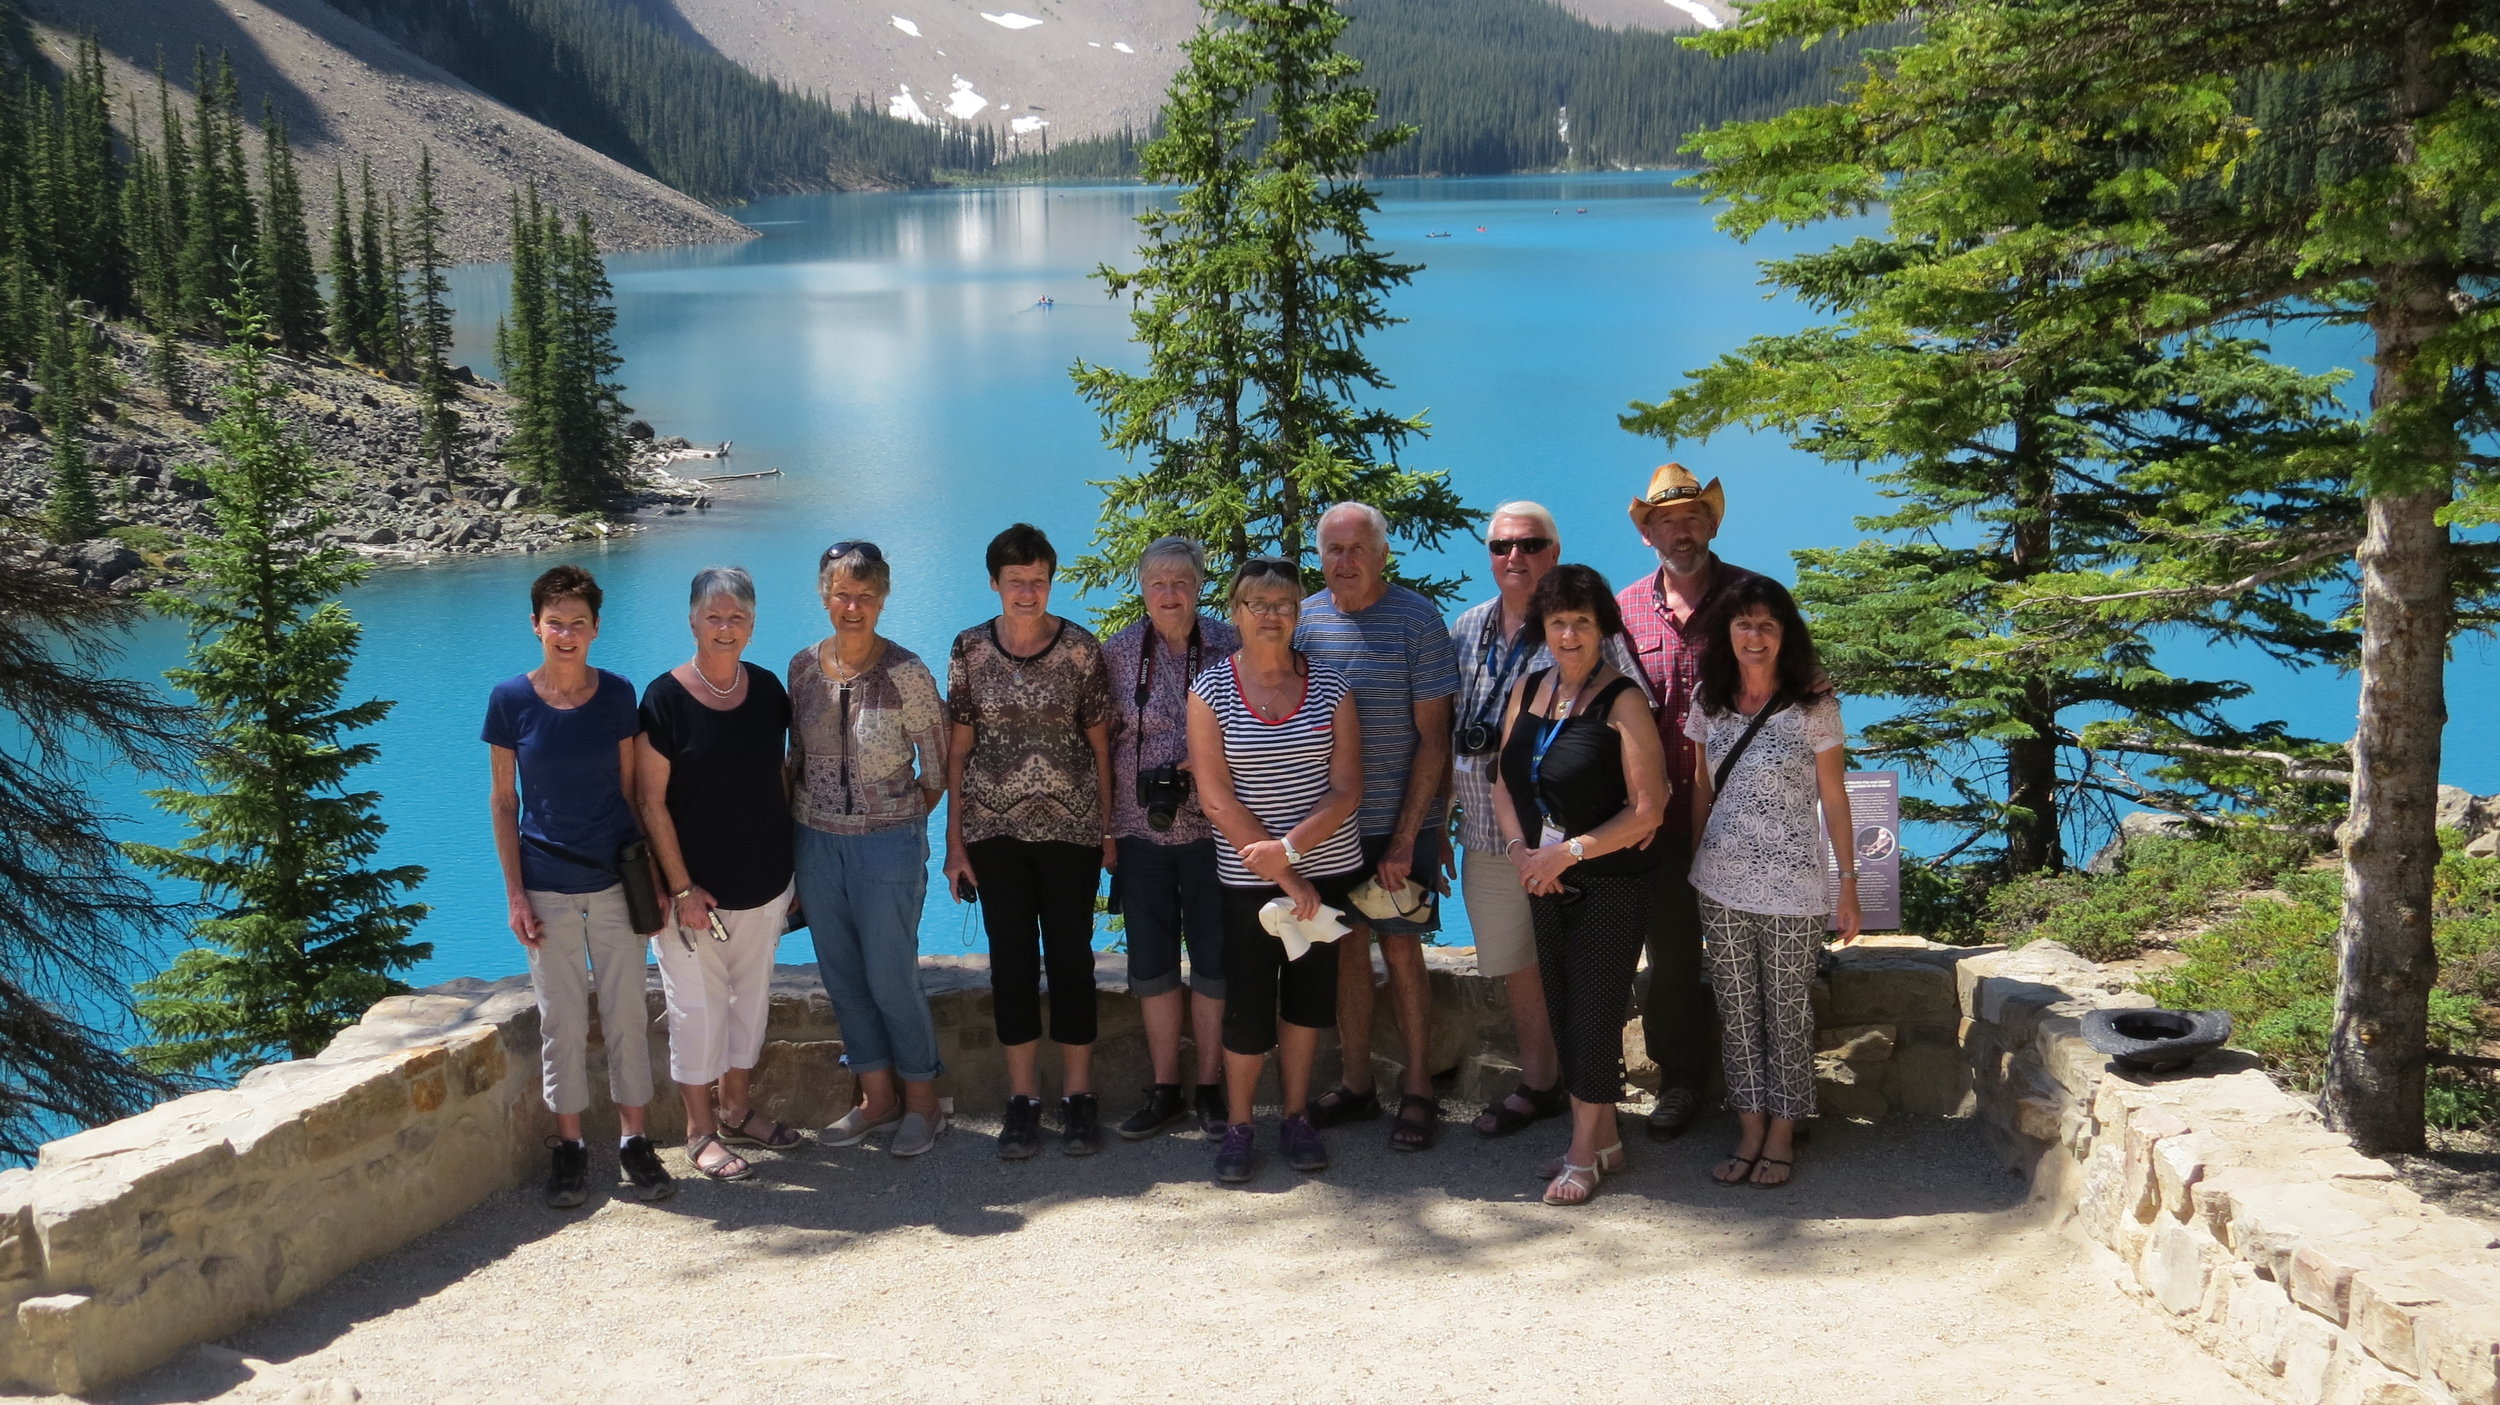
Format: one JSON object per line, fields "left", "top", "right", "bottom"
{"left": 1659, "top": 0, "right": 1722, "bottom": 28}
{"left": 944, "top": 76, "right": 990, "bottom": 119}
{"left": 1011, "top": 114, "right": 1048, "bottom": 134}
{"left": 888, "top": 84, "right": 932, "bottom": 123}
{"left": 981, "top": 11, "right": 1045, "bottom": 28}
{"left": 890, "top": 15, "right": 922, "bottom": 36}
{"left": 1112, "top": 40, "right": 1134, "bottom": 52}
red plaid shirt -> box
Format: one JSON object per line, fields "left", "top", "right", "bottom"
{"left": 1616, "top": 555, "right": 1766, "bottom": 837}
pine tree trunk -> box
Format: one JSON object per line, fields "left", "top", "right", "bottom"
{"left": 2322, "top": 14, "right": 2455, "bottom": 1158}
{"left": 2001, "top": 422, "right": 2062, "bottom": 874}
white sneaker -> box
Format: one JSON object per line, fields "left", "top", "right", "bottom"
{"left": 889, "top": 1110, "right": 949, "bottom": 1158}
{"left": 819, "top": 1106, "right": 904, "bottom": 1147}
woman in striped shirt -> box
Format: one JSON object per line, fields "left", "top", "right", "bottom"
{"left": 1186, "top": 558, "right": 1366, "bottom": 1185}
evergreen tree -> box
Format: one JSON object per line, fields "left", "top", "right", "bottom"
{"left": 254, "top": 104, "right": 323, "bottom": 354}
{"left": 406, "top": 149, "right": 460, "bottom": 478}
{"left": 1072, "top": 0, "right": 1472, "bottom": 608}
{"left": 0, "top": 531, "right": 193, "bottom": 1162}
{"left": 1684, "top": 0, "right": 2500, "bottom": 1152}
{"left": 540, "top": 210, "right": 630, "bottom": 507}
{"left": 35, "top": 298, "right": 99, "bottom": 544}
{"left": 128, "top": 287, "right": 430, "bottom": 1075}
{"left": 353, "top": 157, "right": 388, "bottom": 368}
{"left": 325, "top": 165, "right": 365, "bottom": 359}
{"left": 379, "top": 190, "right": 411, "bottom": 376}
{"left": 176, "top": 51, "right": 252, "bottom": 325}
{"left": 496, "top": 185, "right": 553, "bottom": 487}
{"left": 1631, "top": 244, "right": 2358, "bottom": 874}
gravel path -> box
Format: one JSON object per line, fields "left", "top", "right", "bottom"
{"left": 65, "top": 1113, "right": 2262, "bottom": 1405}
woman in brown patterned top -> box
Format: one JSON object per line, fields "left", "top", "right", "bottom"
{"left": 788, "top": 541, "right": 952, "bottom": 1159}
{"left": 942, "top": 523, "right": 1115, "bottom": 1159}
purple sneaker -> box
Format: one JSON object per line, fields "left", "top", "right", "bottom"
{"left": 1214, "top": 1123, "right": 1258, "bottom": 1184}
{"left": 1281, "top": 1112, "right": 1329, "bottom": 1173}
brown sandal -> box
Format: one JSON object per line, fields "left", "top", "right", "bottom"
{"left": 1389, "top": 1094, "right": 1441, "bottom": 1152}
{"left": 687, "top": 1132, "right": 754, "bottom": 1181}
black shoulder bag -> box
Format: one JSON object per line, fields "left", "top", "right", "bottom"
{"left": 1710, "top": 691, "right": 1792, "bottom": 795}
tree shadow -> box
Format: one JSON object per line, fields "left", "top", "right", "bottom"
{"left": 30, "top": 0, "right": 336, "bottom": 147}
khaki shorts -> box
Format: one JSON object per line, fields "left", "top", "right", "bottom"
{"left": 1461, "top": 846, "right": 1539, "bottom": 979}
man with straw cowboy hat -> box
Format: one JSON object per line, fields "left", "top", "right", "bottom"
{"left": 1616, "top": 462, "right": 1764, "bottom": 1141}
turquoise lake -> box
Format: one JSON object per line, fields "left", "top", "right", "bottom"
{"left": 91, "top": 174, "right": 2500, "bottom": 987}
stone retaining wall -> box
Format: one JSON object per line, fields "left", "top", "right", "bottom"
{"left": 1963, "top": 941, "right": 2500, "bottom": 1405}
{"left": 0, "top": 940, "right": 1969, "bottom": 1393}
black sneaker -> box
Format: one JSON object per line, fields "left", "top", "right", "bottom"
{"left": 545, "top": 1137, "right": 590, "bottom": 1209}
{"left": 1280, "top": 1112, "right": 1329, "bottom": 1173}
{"left": 998, "top": 1095, "right": 1045, "bottom": 1160}
{"left": 617, "top": 1135, "right": 676, "bottom": 1201}
{"left": 1061, "top": 1092, "right": 1103, "bottom": 1156}
{"left": 1116, "top": 1084, "right": 1188, "bottom": 1140}
{"left": 1214, "top": 1122, "right": 1257, "bottom": 1184}
{"left": 1195, "top": 1083, "right": 1230, "bottom": 1136}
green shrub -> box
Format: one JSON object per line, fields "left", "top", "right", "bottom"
{"left": 1984, "top": 830, "right": 2308, "bottom": 962}
{"left": 105, "top": 523, "right": 177, "bottom": 556}
{"left": 2145, "top": 832, "right": 2500, "bottom": 1130}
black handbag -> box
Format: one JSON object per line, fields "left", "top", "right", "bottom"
{"left": 614, "top": 838, "right": 668, "bottom": 936}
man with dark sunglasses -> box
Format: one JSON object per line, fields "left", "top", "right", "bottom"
{"left": 1449, "top": 504, "right": 1646, "bottom": 1139}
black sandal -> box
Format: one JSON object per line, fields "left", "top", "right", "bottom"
{"left": 1712, "top": 1153, "right": 1759, "bottom": 1186}
{"left": 1751, "top": 1156, "right": 1795, "bottom": 1189}
{"left": 1472, "top": 1081, "right": 1567, "bottom": 1138}
{"left": 1389, "top": 1094, "right": 1441, "bottom": 1152}
{"left": 1307, "top": 1084, "right": 1383, "bottom": 1129}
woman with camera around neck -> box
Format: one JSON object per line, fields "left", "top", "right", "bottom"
{"left": 1100, "top": 536, "right": 1242, "bottom": 1140}
{"left": 1686, "top": 575, "right": 1859, "bottom": 1190}
{"left": 943, "top": 524, "right": 1117, "bottom": 1159}
{"left": 789, "top": 542, "right": 951, "bottom": 1159}
{"left": 1186, "top": 559, "right": 1367, "bottom": 1185}
{"left": 636, "top": 566, "right": 800, "bottom": 1182}
{"left": 1490, "top": 564, "right": 1667, "bottom": 1207}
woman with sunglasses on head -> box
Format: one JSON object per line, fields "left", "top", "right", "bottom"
{"left": 943, "top": 523, "right": 1117, "bottom": 1159}
{"left": 1186, "top": 558, "right": 1366, "bottom": 1185}
{"left": 790, "top": 541, "right": 952, "bottom": 1159}
{"left": 636, "top": 566, "right": 800, "bottom": 1181}
{"left": 1687, "top": 575, "right": 1858, "bottom": 1191}
{"left": 1490, "top": 564, "right": 1667, "bottom": 1207}
{"left": 1100, "top": 535, "right": 1242, "bottom": 1140}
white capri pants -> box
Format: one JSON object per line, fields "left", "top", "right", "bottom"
{"left": 653, "top": 883, "right": 793, "bottom": 1086}
{"left": 524, "top": 884, "right": 656, "bottom": 1117}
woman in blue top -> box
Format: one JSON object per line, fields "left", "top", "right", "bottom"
{"left": 484, "top": 565, "right": 673, "bottom": 1210}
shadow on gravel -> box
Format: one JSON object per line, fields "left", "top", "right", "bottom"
{"left": 85, "top": 1113, "right": 2034, "bottom": 1402}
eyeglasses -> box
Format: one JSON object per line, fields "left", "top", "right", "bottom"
{"left": 820, "top": 539, "right": 885, "bottom": 567}
{"left": 1488, "top": 536, "right": 1553, "bottom": 557}
{"left": 1237, "top": 599, "right": 1298, "bottom": 619}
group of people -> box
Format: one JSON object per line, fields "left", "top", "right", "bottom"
{"left": 483, "top": 462, "right": 1861, "bottom": 1210}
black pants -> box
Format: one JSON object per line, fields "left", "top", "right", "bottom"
{"left": 1219, "top": 876, "right": 1356, "bottom": 1057}
{"left": 1641, "top": 834, "right": 1713, "bottom": 1091}
{"left": 968, "top": 836, "right": 1101, "bottom": 1047}
{"left": 1533, "top": 872, "right": 1652, "bottom": 1105}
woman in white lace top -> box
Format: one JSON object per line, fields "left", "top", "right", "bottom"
{"left": 1684, "top": 575, "right": 1860, "bottom": 1190}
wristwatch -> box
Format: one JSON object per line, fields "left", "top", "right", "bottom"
{"left": 1566, "top": 837, "right": 1586, "bottom": 862}
{"left": 1281, "top": 836, "right": 1305, "bottom": 867}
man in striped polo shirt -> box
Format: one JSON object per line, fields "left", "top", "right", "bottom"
{"left": 1296, "top": 502, "right": 1461, "bottom": 1151}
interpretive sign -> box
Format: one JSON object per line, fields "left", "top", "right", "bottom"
{"left": 1821, "top": 770, "right": 1902, "bottom": 932}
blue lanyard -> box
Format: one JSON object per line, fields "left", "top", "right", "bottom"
{"left": 1528, "top": 676, "right": 1585, "bottom": 807}
{"left": 1473, "top": 615, "right": 1531, "bottom": 726}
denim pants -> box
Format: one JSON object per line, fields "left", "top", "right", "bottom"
{"left": 797, "top": 821, "right": 942, "bottom": 1082}
{"left": 1116, "top": 835, "right": 1227, "bottom": 999}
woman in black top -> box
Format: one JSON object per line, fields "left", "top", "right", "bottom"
{"left": 636, "top": 566, "right": 800, "bottom": 1181}
{"left": 1492, "top": 564, "right": 1668, "bottom": 1206}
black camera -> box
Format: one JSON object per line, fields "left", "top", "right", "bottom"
{"left": 1136, "top": 763, "right": 1193, "bottom": 832}
{"left": 1455, "top": 721, "right": 1501, "bottom": 756}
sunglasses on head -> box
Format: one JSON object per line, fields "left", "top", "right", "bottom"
{"left": 821, "top": 539, "right": 885, "bottom": 568}
{"left": 1488, "top": 536, "right": 1553, "bottom": 557}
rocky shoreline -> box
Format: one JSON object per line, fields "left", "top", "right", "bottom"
{"left": 0, "top": 326, "right": 743, "bottom": 594}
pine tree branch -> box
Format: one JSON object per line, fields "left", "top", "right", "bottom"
{"left": 2012, "top": 536, "right": 2360, "bottom": 608}
{"left": 2097, "top": 733, "right": 2353, "bottom": 785}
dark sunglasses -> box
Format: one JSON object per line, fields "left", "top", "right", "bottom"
{"left": 821, "top": 539, "right": 885, "bottom": 567}
{"left": 1488, "top": 536, "right": 1554, "bottom": 557}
